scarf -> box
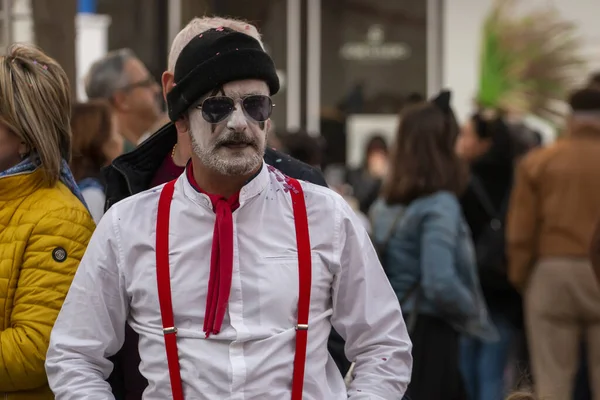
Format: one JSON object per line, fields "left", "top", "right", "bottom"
{"left": 0, "top": 154, "right": 88, "bottom": 208}
{"left": 185, "top": 166, "right": 239, "bottom": 337}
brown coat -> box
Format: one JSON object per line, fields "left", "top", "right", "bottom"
{"left": 590, "top": 218, "right": 600, "bottom": 285}
{"left": 507, "top": 128, "right": 600, "bottom": 291}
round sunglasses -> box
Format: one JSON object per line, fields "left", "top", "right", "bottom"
{"left": 195, "top": 95, "right": 274, "bottom": 124}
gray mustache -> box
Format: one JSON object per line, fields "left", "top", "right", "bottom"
{"left": 216, "top": 132, "right": 257, "bottom": 148}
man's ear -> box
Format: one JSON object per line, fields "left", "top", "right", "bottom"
{"left": 265, "top": 119, "right": 272, "bottom": 132}
{"left": 174, "top": 114, "right": 189, "bottom": 135}
{"left": 162, "top": 71, "right": 174, "bottom": 103}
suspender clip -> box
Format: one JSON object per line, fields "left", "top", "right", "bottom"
{"left": 163, "top": 327, "right": 178, "bottom": 335}
{"left": 296, "top": 324, "right": 309, "bottom": 331}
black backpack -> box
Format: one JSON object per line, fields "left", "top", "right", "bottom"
{"left": 469, "top": 176, "right": 511, "bottom": 290}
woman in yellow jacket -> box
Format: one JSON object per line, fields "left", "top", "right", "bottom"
{"left": 0, "top": 44, "right": 95, "bottom": 399}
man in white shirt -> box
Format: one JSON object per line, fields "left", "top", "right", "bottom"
{"left": 45, "top": 20, "right": 412, "bottom": 400}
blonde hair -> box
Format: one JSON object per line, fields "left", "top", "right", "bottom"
{"left": 168, "top": 17, "right": 263, "bottom": 72}
{"left": 0, "top": 43, "right": 71, "bottom": 186}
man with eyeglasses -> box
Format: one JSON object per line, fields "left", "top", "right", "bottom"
{"left": 85, "top": 49, "right": 166, "bottom": 152}
{"left": 46, "top": 18, "right": 411, "bottom": 399}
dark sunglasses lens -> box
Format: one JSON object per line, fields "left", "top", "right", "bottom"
{"left": 242, "top": 95, "right": 273, "bottom": 122}
{"left": 202, "top": 97, "right": 235, "bottom": 124}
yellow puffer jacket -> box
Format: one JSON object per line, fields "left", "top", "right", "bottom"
{"left": 0, "top": 168, "right": 95, "bottom": 399}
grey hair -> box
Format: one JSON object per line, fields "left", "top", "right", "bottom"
{"left": 168, "top": 17, "right": 263, "bottom": 73}
{"left": 84, "top": 48, "right": 136, "bottom": 99}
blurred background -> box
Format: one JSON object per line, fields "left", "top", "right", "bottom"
{"left": 4, "top": 0, "right": 599, "bottom": 170}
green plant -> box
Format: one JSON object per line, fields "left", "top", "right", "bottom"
{"left": 477, "top": 0, "right": 586, "bottom": 125}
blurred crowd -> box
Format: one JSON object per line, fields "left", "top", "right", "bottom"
{"left": 1, "top": 12, "right": 600, "bottom": 400}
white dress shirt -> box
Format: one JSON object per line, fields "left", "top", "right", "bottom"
{"left": 45, "top": 163, "right": 412, "bottom": 399}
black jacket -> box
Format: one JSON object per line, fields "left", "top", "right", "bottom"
{"left": 460, "top": 128, "right": 522, "bottom": 326}
{"left": 102, "top": 122, "right": 349, "bottom": 400}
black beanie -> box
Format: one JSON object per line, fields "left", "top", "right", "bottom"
{"left": 166, "top": 27, "right": 280, "bottom": 121}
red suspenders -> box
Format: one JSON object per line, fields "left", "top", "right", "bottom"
{"left": 155, "top": 177, "right": 312, "bottom": 400}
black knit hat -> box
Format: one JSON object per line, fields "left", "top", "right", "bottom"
{"left": 166, "top": 27, "right": 280, "bottom": 121}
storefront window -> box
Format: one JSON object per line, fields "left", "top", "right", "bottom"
{"left": 320, "top": 0, "right": 428, "bottom": 167}
{"left": 321, "top": 0, "right": 427, "bottom": 115}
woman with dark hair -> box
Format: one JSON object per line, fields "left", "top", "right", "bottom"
{"left": 371, "top": 93, "right": 495, "bottom": 400}
{"left": 70, "top": 100, "right": 123, "bottom": 222}
{"left": 456, "top": 110, "right": 524, "bottom": 400}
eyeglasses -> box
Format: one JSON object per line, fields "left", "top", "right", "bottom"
{"left": 196, "top": 95, "right": 274, "bottom": 124}
{"left": 120, "top": 77, "right": 157, "bottom": 92}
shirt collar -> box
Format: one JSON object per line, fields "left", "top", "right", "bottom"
{"left": 180, "top": 162, "right": 269, "bottom": 210}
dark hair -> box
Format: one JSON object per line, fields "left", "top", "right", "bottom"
{"left": 569, "top": 87, "right": 600, "bottom": 112}
{"left": 470, "top": 111, "right": 516, "bottom": 161}
{"left": 589, "top": 71, "right": 600, "bottom": 88}
{"left": 383, "top": 102, "right": 468, "bottom": 205}
{"left": 362, "top": 134, "right": 388, "bottom": 169}
{"left": 278, "top": 129, "right": 323, "bottom": 166}
{"left": 471, "top": 111, "right": 507, "bottom": 138}
{"left": 406, "top": 92, "right": 425, "bottom": 105}
{"left": 365, "top": 134, "right": 388, "bottom": 155}
{"left": 70, "top": 100, "right": 113, "bottom": 182}
{"left": 431, "top": 90, "right": 460, "bottom": 143}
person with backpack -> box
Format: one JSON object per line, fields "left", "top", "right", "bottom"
{"left": 455, "top": 110, "right": 523, "bottom": 400}
{"left": 507, "top": 88, "right": 600, "bottom": 399}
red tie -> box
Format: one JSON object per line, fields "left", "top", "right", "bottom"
{"left": 186, "top": 167, "right": 239, "bottom": 337}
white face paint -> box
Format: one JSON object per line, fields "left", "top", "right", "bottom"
{"left": 188, "top": 79, "right": 269, "bottom": 176}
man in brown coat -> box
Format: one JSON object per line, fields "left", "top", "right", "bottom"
{"left": 588, "top": 73, "right": 600, "bottom": 286}
{"left": 507, "top": 87, "right": 600, "bottom": 400}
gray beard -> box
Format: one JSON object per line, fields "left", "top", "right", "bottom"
{"left": 191, "top": 134, "right": 265, "bottom": 176}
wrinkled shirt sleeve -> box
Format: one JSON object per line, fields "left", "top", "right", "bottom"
{"left": 45, "top": 207, "right": 128, "bottom": 399}
{"left": 330, "top": 199, "right": 412, "bottom": 399}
